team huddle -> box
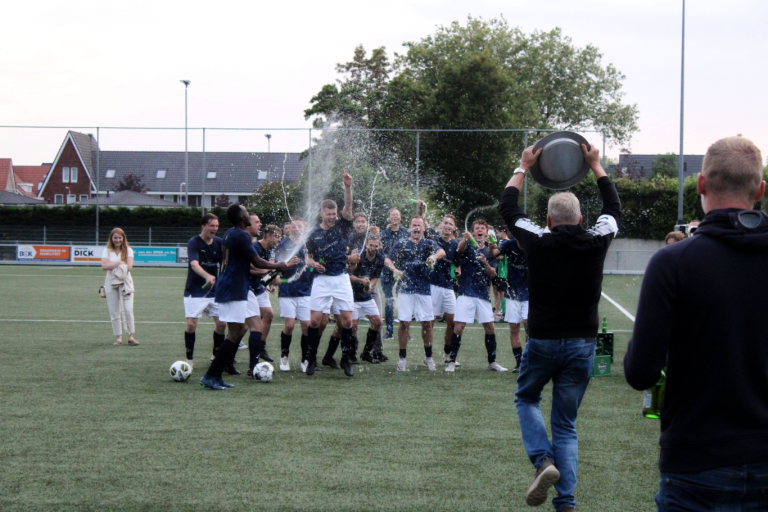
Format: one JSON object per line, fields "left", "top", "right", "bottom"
{"left": 182, "top": 170, "right": 531, "bottom": 390}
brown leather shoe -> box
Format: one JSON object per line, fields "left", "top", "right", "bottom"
{"left": 526, "top": 458, "right": 560, "bottom": 506}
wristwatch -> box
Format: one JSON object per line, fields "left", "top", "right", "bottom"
{"left": 513, "top": 167, "right": 527, "bottom": 175}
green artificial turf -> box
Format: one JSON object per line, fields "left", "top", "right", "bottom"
{"left": 0, "top": 267, "right": 658, "bottom": 511}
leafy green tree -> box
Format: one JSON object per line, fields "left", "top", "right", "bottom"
{"left": 248, "top": 181, "right": 301, "bottom": 225}
{"left": 649, "top": 153, "right": 679, "bottom": 179}
{"left": 114, "top": 173, "right": 150, "bottom": 193}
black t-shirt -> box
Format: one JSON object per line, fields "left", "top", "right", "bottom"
{"left": 184, "top": 235, "right": 223, "bottom": 298}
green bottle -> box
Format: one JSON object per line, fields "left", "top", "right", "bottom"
{"left": 467, "top": 236, "right": 478, "bottom": 248}
{"left": 487, "top": 232, "right": 498, "bottom": 245}
{"left": 642, "top": 370, "right": 666, "bottom": 419}
{"left": 602, "top": 316, "right": 608, "bottom": 333}
{"left": 450, "top": 264, "right": 456, "bottom": 280}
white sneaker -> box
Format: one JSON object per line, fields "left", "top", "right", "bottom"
{"left": 185, "top": 359, "right": 194, "bottom": 372}
{"left": 397, "top": 358, "right": 407, "bottom": 372}
{"left": 423, "top": 357, "right": 436, "bottom": 371}
{"left": 445, "top": 362, "right": 456, "bottom": 373}
{"left": 442, "top": 354, "right": 460, "bottom": 366}
{"left": 279, "top": 356, "right": 290, "bottom": 372}
{"left": 238, "top": 341, "right": 247, "bottom": 349}
{"left": 488, "top": 362, "right": 509, "bottom": 372}
{"left": 300, "top": 360, "right": 308, "bottom": 373}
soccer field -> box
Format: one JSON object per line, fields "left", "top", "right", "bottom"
{"left": 0, "top": 266, "right": 657, "bottom": 511}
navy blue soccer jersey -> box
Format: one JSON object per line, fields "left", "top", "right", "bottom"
{"left": 352, "top": 251, "right": 385, "bottom": 302}
{"left": 275, "top": 238, "right": 311, "bottom": 298}
{"left": 347, "top": 231, "right": 367, "bottom": 254}
{"left": 249, "top": 241, "right": 270, "bottom": 295}
{"left": 305, "top": 218, "right": 353, "bottom": 276}
{"left": 215, "top": 228, "right": 259, "bottom": 303}
{"left": 455, "top": 244, "right": 491, "bottom": 301}
{"left": 388, "top": 238, "right": 438, "bottom": 295}
{"left": 429, "top": 237, "right": 458, "bottom": 290}
{"left": 380, "top": 226, "right": 410, "bottom": 280}
{"left": 498, "top": 239, "right": 529, "bottom": 301}
{"left": 184, "top": 235, "right": 223, "bottom": 298}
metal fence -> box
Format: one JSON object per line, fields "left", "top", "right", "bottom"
{"left": 0, "top": 225, "right": 196, "bottom": 246}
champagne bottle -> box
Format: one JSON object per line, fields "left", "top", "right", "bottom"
{"left": 260, "top": 269, "right": 281, "bottom": 287}
{"left": 467, "top": 236, "right": 478, "bottom": 248}
{"left": 602, "top": 316, "right": 608, "bottom": 333}
{"left": 201, "top": 281, "right": 212, "bottom": 291}
{"left": 642, "top": 370, "right": 666, "bottom": 419}
{"left": 487, "top": 232, "right": 498, "bottom": 245}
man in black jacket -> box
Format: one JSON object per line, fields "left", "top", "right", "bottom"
{"left": 625, "top": 136, "right": 768, "bottom": 510}
{"left": 499, "top": 144, "right": 620, "bottom": 511}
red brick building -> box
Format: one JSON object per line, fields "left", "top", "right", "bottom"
{"left": 38, "top": 131, "right": 97, "bottom": 204}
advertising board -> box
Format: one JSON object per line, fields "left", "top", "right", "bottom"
{"left": 17, "top": 245, "right": 71, "bottom": 262}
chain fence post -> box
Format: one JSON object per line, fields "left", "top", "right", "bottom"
{"left": 308, "top": 128, "right": 312, "bottom": 212}
{"left": 415, "top": 131, "right": 420, "bottom": 212}
{"left": 201, "top": 128, "right": 206, "bottom": 215}
{"left": 43, "top": 225, "right": 46, "bottom": 245}
{"left": 96, "top": 127, "right": 100, "bottom": 244}
{"left": 149, "top": 226, "right": 152, "bottom": 246}
{"left": 523, "top": 131, "right": 529, "bottom": 213}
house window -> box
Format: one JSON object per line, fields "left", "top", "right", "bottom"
{"left": 71, "top": 167, "right": 78, "bottom": 183}
{"left": 54, "top": 194, "right": 63, "bottom": 204}
{"left": 80, "top": 194, "right": 89, "bottom": 202}
{"left": 62, "top": 167, "right": 70, "bottom": 183}
{"left": 257, "top": 171, "right": 267, "bottom": 180}
{"left": 206, "top": 171, "right": 217, "bottom": 179}
{"left": 156, "top": 170, "right": 166, "bottom": 179}
{"left": 67, "top": 194, "right": 76, "bottom": 204}
{"left": 105, "top": 169, "right": 116, "bottom": 178}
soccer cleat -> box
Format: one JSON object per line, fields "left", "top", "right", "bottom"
{"left": 348, "top": 354, "right": 359, "bottom": 365}
{"left": 513, "top": 365, "right": 521, "bottom": 374}
{"left": 200, "top": 374, "right": 226, "bottom": 390}
{"left": 494, "top": 313, "right": 504, "bottom": 323}
{"left": 383, "top": 334, "right": 394, "bottom": 341}
{"left": 301, "top": 360, "right": 308, "bottom": 373}
{"left": 216, "top": 377, "right": 235, "bottom": 388}
{"left": 223, "top": 363, "right": 241, "bottom": 375}
{"left": 279, "top": 356, "right": 290, "bottom": 371}
{"left": 322, "top": 357, "right": 341, "bottom": 370}
{"left": 526, "top": 459, "right": 560, "bottom": 506}
{"left": 246, "top": 368, "right": 253, "bottom": 378}
{"left": 306, "top": 358, "right": 317, "bottom": 376}
{"left": 341, "top": 356, "right": 354, "bottom": 377}
{"left": 423, "top": 357, "right": 436, "bottom": 371}
{"left": 397, "top": 358, "right": 407, "bottom": 372}
{"left": 488, "top": 362, "right": 509, "bottom": 372}
{"left": 238, "top": 341, "right": 247, "bottom": 349}
{"left": 442, "top": 354, "right": 461, "bottom": 367}
{"left": 259, "top": 350, "right": 274, "bottom": 363}
{"left": 373, "top": 352, "right": 389, "bottom": 362}
{"left": 445, "top": 362, "right": 456, "bottom": 373}
{"left": 185, "top": 359, "right": 194, "bottom": 372}
{"left": 361, "top": 352, "right": 380, "bottom": 364}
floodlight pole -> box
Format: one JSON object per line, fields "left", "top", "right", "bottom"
{"left": 415, "top": 131, "right": 420, "bottom": 210}
{"left": 96, "top": 127, "right": 100, "bottom": 244}
{"left": 677, "top": 0, "right": 686, "bottom": 225}
{"left": 523, "top": 131, "right": 529, "bottom": 213}
{"left": 201, "top": 127, "right": 206, "bottom": 214}
{"left": 265, "top": 134, "right": 271, "bottom": 153}
{"left": 308, "top": 129, "right": 312, "bottom": 210}
{"left": 181, "top": 80, "right": 190, "bottom": 207}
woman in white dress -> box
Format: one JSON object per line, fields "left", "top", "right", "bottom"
{"left": 101, "top": 227, "right": 139, "bottom": 346}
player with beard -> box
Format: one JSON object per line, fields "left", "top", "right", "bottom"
{"left": 380, "top": 208, "right": 410, "bottom": 341}
{"left": 183, "top": 213, "right": 226, "bottom": 371}
{"left": 429, "top": 214, "right": 460, "bottom": 366}
{"left": 350, "top": 232, "right": 386, "bottom": 364}
{"left": 199, "top": 204, "right": 295, "bottom": 390}
{"left": 446, "top": 219, "right": 508, "bottom": 373}
{"left": 385, "top": 216, "right": 446, "bottom": 371}
{"left": 304, "top": 170, "right": 357, "bottom": 377}
{"left": 489, "top": 237, "right": 529, "bottom": 372}
{"left": 274, "top": 218, "right": 311, "bottom": 372}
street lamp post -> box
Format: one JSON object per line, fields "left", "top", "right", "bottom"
{"left": 265, "top": 134, "right": 271, "bottom": 153}
{"left": 179, "top": 182, "right": 186, "bottom": 204}
{"left": 180, "top": 80, "right": 190, "bottom": 207}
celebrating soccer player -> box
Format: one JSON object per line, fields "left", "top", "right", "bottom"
{"left": 489, "top": 237, "right": 529, "bottom": 372}
{"left": 349, "top": 230, "right": 386, "bottom": 364}
{"left": 183, "top": 213, "right": 226, "bottom": 371}
{"left": 199, "top": 204, "right": 296, "bottom": 390}
{"left": 385, "top": 216, "right": 446, "bottom": 371}
{"left": 429, "top": 214, "right": 459, "bottom": 365}
{"left": 380, "top": 208, "right": 410, "bottom": 340}
{"left": 446, "top": 219, "right": 507, "bottom": 372}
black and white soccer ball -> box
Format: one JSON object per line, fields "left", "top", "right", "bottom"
{"left": 253, "top": 362, "right": 274, "bottom": 382}
{"left": 169, "top": 361, "right": 191, "bottom": 382}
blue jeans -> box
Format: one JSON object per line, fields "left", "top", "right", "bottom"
{"left": 656, "top": 463, "right": 768, "bottom": 511}
{"left": 515, "top": 337, "right": 596, "bottom": 511}
{"left": 381, "top": 276, "right": 395, "bottom": 337}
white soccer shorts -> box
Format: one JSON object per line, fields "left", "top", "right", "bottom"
{"left": 353, "top": 299, "right": 380, "bottom": 321}
{"left": 279, "top": 296, "right": 311, "bottom": 321}
{"left": 454, "top": 296, "right": 494, "bottom": 324}
{"left": 309, "top": 274, "right": 354, "bottom": 313}
{"left": 246, "top": 290, "right": 272, "bottom": 318}
{"left": 397, "top": 293, "right": 433, "bottom": 322}
{"left": 217, "top": 300, "right": 247, "bottom": 324}
{"left": 430, "top": 285, "right": 456, "bottom": 316}
{"left": 183, "top": 296, "right": 220, "bottom": 319}
{"left": 505, "top": 299, "right": 529, "bottom": 324}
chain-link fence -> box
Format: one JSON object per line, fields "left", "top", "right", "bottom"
{"left": 0, "top": 225, "right": 197, "bottom": 246}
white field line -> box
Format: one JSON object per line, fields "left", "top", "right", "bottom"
{"left": 0, "top": 274, "right": 184, "bottom": 279}
{"left": 601, "top": 292, "right": 636, "bottom": 323}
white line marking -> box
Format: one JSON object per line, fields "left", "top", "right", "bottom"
{"left": 601, "top": 292, "right": 636, "bottom": 323}
{"left": 38, "top": 266, "right": 74, "bottom": 270}
{"left": 0, "top": 275, "right": 184, "bottom": 279}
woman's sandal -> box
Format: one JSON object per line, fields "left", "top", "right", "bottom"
{"left": 113, "top": 339, "right": 123, "bottom": 346}
{"left": 128, "top": 338, "right": 140, "bottom": 346}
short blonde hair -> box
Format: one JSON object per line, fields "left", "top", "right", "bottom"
{"left": 548, "top": 192, "right": 581, "bottom": 225}
{"left": 702, "top": 137, "right": 763, "bottom": 202}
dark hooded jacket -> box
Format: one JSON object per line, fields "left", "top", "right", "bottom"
{"left": 625, "top": 208, "right": 768, "bottom": 473}
{"left": 499, "top": 176, "right": 621, "bottom": 339}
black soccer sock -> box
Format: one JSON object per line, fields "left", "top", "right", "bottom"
{"left": 324, "top": 336, "right": 340, "bottom": 360}
{"left": 306, "top": 327, "right": 320, "bottom": 361}
{"left": 363, "top": 329, "right": 378, "bottom": 353}
{"left": 351, "top": 335, "right": 359, "bottom": 357}
{"left": 300, "top": 335, "right": 309, "bottom": 361}
{"left": 399, "top": 348, "right": 407, "bottom": 359}
{"left": 207, "top": 338, "right": 237, "bottom": 379}
{"left": 184, "top": 331, "right": 195, "bottom": 360}
{"left": 213, "top": 331, "right": 226, "bottom": 356}
{"left": 373, "top": 330, "right": 384, "bottom": 354}
{"left": 280, "top": 332, "right": 292, "bottom": 357}
{"left": 424, "top": 345, "right": 433, "bottom": 358}
{"left": 443, "top": 343, "right": 451, "bottom": 356}
{"left": 513, "top": 347, "right": 523, "bottom": 367}
{"left": 485, "top": 333, "right": 497, "bottom": 364}
{"left": 248, "top": 331, "right": 264, "bottom": 371}
{"left": 449, "top": 333, "right": 462, "bottom": 362}
{"left": 340, "top": 328, "right": 354, "bottom": 357}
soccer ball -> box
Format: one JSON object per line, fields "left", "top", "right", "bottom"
{"left": 253, "top": 362, "right": 274, "bottom": 382}
{"left": 169, "top": 361, "right": 191, "bottom": 382}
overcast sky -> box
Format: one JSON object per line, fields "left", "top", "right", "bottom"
{"left": 2, "top": 0, "right": 766, "bottom": 164}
